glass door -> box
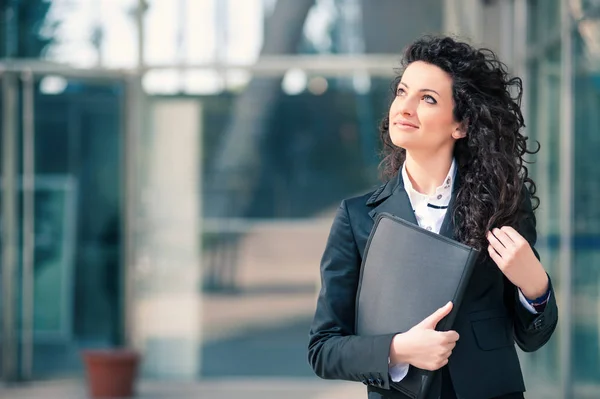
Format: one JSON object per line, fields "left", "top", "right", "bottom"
{"left": 1, "top": 71, "right": 128, "bottom": 381}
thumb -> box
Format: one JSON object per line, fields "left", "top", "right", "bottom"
{"left": 418, "top": 301, "right": 453, "bottom": 329}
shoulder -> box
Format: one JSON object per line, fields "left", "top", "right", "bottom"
{"left": 338, "top": 191, "right": 374, "bottom": 217}
{"left": 516, "top": 182, "right": 538, "bottom": 244}
{"left": 341, "top": 181, "right": 388, "bottom": 212}
{"left": 517, "top": 182, "right": 537, "bottom": 221}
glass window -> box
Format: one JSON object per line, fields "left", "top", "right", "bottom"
{"left": 522, "top": 4, "right": 564, "bottom": 394}
{"left": 527, "top": 0, "right": 561, "bottom": 48}
{"left": 31, "top": 77, "right": 125, "bottom": 378}
{"left": 522, "top": 50, "right": 562, "bottom": 394}
{"left": 526, "top": 2, "right": 600, "bottom": 395}
{"left": 200, "top": 75, "right": 393, "bottom": 220}
{"left": 572, "top": 10, "right": 600, "bottom": 387}
{"left": 0, "top": 0, "right": 139, "bottom": 67}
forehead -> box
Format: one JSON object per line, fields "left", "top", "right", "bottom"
{"left": 401, "top": 61, "right": 453, "bottom": 92}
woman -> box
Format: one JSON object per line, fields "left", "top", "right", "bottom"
{"left": 307, "top": 36, "right": 558, "bottom": 399}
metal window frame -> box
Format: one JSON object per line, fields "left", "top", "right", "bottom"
{"left": 0, "top": 55, "right": 401, "bottom": 78}
{"left": 559, "top": 0, "right": 574, "bottom": 396}
{"left": 1, "top": 71, "right": 19, "bottom": 383}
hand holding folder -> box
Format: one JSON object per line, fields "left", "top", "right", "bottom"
{"left": 355, "top": 213, "right": 479, "bottom": 399}
{"left": 390, "top": 301, "right": 460, "bottom": 371}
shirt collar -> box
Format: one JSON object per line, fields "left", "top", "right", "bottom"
{"left": 401, "top": 158, "right": 456, "bottom": 208}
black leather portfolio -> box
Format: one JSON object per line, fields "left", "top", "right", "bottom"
{"left": 355, "top": 212, "right": 479, "bottom": 399}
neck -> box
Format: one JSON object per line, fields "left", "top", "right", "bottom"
{"left": 404, "top": 151, "right": 453, "bottom": 196}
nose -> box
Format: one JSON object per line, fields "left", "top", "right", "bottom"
{"left": 398, "top": 96, "right": 416, "bottom": 116}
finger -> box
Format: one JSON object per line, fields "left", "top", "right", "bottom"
{"left": 488, "top": 229, "right": 507, "bottom": 248}
{"left": 486, "top": 229, "right": 506, "bottom": 250}
{"left": 492, "top": 228, "right": 515, "bottom": 248}
{"left": 428, "top": 359, "right": 448, "bottom": 372}
{"left": 419, "top": 302, "right": 453, "bottom": 328}
{"left": 440, "top": 330, "right": 460, "bottom": 342}
{"left": 488, "top": 244, "right": 504, "bottom": 267}
{"left": 500, "top": 226, "right": 527, "bottom": 245}
{"left": 418, "top": 302, "right": 452, "bottom": 329}
{"left": 486, "top": 232, "right": 507, "bottom": 257}
{"left": 432, "top": 358, "right": 449, "bottom": 371}
{"left": 438, "top": 358, "right": 449, "bottom": 369}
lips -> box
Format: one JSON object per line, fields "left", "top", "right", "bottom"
{"left": 394, "top": 120, "right": 419, "bottom": 129}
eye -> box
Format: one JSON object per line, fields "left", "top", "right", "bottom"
{"left": 396, "top": 87, "right": 406, "bottom": 96}
{"left": 423, "top": 94, "right": 437, "bottom": 104}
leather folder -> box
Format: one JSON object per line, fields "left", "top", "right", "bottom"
{"left": 355, "top": 212, "right": 479, "bottom": 399}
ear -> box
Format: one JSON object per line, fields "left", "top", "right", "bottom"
{"left": 452, "top": 121, "right": 468, "bottom": 139}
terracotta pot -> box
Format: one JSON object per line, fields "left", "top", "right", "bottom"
{"left": 82, "top": 349, "right": 141, "bottom": 398}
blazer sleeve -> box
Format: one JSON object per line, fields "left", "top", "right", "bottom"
{"left": 503, "top": 187, "right": 558, "bottom": 352}
{"left": 308, "top": 200, "right": 396, "bottom": 390}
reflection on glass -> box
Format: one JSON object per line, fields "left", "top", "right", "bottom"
{"left": 201, "top": 77, "right": 393, "bottom": 220}
{"left": 197, "top": 75, "right": 397, "bottom": 378}
{"left": 0, "top": 1, "right": 53, "bottom": 58}
{"left": 0, "top": 0, "right": 138, "bottom": 66}
{"left": 31, "top": 78, "right": 125, "bottom": 378}
{"left": 144, "top": 0, "right": 264, "bottom": 66}
{"left": 521, "top": 3, "right": 563, "bottom": 396}
{"left": 572, "top": 10, "right": 600, "bottom": 387}
{"left": 526, "top": 2, "right": 600, "bottom": 396}
{"left": 47, "top": 0, "right": 139, "bottom": 67}
{"left": 33, "top": 177, "right": 77, "bottom": 342}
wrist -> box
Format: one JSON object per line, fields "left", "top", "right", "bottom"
{"left": 390, "top": 333, "right": 411, "bottom": 365}
{"left": 520, "top": 272, "right": 549, "bottom": 301}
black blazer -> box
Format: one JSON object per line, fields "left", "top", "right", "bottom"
{"left": 307, "top": 172, "right": 558, "bottom": 399}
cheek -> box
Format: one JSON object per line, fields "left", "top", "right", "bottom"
{"left": 420, "top": 108, "right": 456, "bottom": 135}
{"left": 388, "top": 98, "right": 399, "bottom": 116}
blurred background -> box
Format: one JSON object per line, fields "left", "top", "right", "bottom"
{"left": 0, "top": 0, "right": 598, "bottom": 398}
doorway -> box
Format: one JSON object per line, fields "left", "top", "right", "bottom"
{"left": 1, "top": 71, "right": 127, "bottom": 380}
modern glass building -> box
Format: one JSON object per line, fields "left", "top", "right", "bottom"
{"left": 0, "top": 0, "right": 598, "bottom": 397}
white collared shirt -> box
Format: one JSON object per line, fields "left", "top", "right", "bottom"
{"left": 389, "top": 159, "right": 539, "bottom": 382}
{"left": 402, "top": 158, "right": 455, "bottom": 234}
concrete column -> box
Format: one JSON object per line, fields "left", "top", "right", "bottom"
{"left": 132, "top": 99, "right": 202, "bottom": 379}
{"left": 443, "top": 0, "right": 484, "bottom": 42}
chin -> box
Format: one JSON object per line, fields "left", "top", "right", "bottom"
{"left": 389, "top": 130, "right": 412, "bottom": 149}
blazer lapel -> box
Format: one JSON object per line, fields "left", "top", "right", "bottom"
{"left": 367, "top": 173, "right": 418, "bottom": 226}
{"left": 438, "top": 172, "right": 461, "bottom": 241}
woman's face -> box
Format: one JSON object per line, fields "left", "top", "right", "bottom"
{"left": 388, "top": 61, "right": 466, "bottom": 155}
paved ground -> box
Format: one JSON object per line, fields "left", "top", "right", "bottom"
{"left": 4, "top": 378, "right": 600, "bottom": 399}
{"left": 5, "top": 223, "right": 600, "bottom": 398}
{"left": 0, "top": 378, "right": 365, "bottom": 399}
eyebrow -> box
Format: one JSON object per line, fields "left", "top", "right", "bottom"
{"left": 400, "top": 82, "right": 440, "bottom": 97}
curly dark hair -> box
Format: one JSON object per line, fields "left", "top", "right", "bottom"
{"left": 379, "top": 36, "right": 539, "bottom": 252}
